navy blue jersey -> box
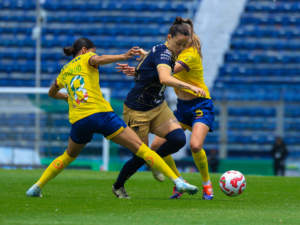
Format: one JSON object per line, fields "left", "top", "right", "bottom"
{"left": 124, "top": 43, "right": 175, "bottom": 111}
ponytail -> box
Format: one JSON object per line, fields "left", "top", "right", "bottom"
{"left": 190, "top": 33, "right": 203, "bottom": 59}
{"left": 182, "top": 18, "right": 203, "bottom": 59}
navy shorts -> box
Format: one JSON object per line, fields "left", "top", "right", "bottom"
{"left": 174, "top": 98, "right": 214, "bottom": 132}
{"left": 70, "top": 112, "right": 127, "bottom": 144}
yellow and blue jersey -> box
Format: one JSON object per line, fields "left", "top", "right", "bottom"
{"left": 55, "top": 52, "right": 113, "bottom": 124}
{"left": 125, "top": 42, "right": 176, "bottom": 111}
{"left": 173, "top": 47, "right": 211, "bottom": 99}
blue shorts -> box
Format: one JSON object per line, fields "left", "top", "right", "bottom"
{"left": 174, "top": 98, "right": 214, "bottom": 132}
{"left": 70, "top": 112, "right": 127, "bottom": 144}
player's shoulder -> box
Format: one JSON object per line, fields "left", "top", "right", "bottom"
{"left": 151, "top": 44, "right": 172, "bottom": 59}
{"left": 81, "top": 52, "right": 97, "bottom": 60}
{"left": 183, "top": 47, "right": 198, "bottom": 56}
{"left": 152, "top": 43, "right": 170, "bottom": 53}
{"left": 178, "top": 47, "right": 199, "bottom": 62}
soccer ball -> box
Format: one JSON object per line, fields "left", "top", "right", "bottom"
{"left": 219, "top": 170, "right": 246, "bottom": 197}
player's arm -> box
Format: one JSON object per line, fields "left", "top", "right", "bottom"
{"left": 174, "top": 62, "right": 188, "bottom": 74}
{"left": 90, "top": 47, "right": 139, "bottom": 66}
{"left": 157, "top": 66, "right": 206, "bottom": 97}
{"left": 48, "top": 81, "right": 68, "bottom": 102}
{"left": 116, "top": 52, "right": 188, "bottom": 77}
{"left": 114, "top": 48, "right": 149, "bottom": 76}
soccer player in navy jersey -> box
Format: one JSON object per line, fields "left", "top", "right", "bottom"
{"left": 116, "top": 18, "right": 215, "bottom": 200}
{"left": 112, "top": 17, "right": 207, "bottom": 198}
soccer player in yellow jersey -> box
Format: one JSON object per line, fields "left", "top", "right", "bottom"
{"left": 26, "top": 37, "right": 199, "bottom": 198}
{"left": 117, "top": 19, "right": 214, "bottom": 200}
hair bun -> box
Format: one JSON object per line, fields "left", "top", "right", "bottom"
{"left": 63, "top": 46, "right": 74, "bottom": 57}
{"left": 173, "top": 16, "right": 183, "bottom": 25}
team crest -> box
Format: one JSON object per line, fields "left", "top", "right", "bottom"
{"left": 146, "top": 157, "right": 154, "bottom": 167}
{"left": 134, "top": 126, "right": 140, "bottom": 132}
{"left": 53, "top": 160, "right": 63, "bottom": 169}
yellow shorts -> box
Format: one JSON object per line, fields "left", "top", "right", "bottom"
{"left": 123, "top": 101, "right": 175, "bottom": 137}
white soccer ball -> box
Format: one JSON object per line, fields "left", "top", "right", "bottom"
{"left": 219, "top": 170, "right": 246, "bottom": 197}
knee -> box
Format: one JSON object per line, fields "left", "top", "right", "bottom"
{"left": 190, "top": 142, "right": 203, "bottom": 153}
{"left": 166, "top": 129, "right": 186, "bottom": 152}
{"left": 150, "top": 141, "right": 160, "bottom": 151}
{"left": 174, "top": 132, "right": 186, "bottom": 149}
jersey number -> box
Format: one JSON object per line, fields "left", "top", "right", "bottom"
{"left": 66, "top": 75, "right": 89, "bottom": 105}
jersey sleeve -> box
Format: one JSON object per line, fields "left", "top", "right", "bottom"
{"left": 83, "top": 52, "right": 99, "bottom": 68}
{"left": 55, "top": 70, "right": 65, "bottom": 89}
{"left": 154, "top": 47, "right": 173, "bottom": 70}
{"left": 176, "top": 49, "right": 196, "bottom": 72}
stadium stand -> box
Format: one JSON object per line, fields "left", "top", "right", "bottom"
{"left": 0, "top": 0, "right": 200, "bottom": 158}
{"left": 2, "top": 0, "right": 298, "bottom": 162}
{"left": 208, "top": 0, "right": 300, "bottom": 158}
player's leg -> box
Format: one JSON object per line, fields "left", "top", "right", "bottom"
{"left": 112, "top": 135, "right": 149, "bottom": 198}
{"left": 152, "top": 126, "right": 191, "bottom": 199}
{"left": 149, "top": 115, "right": 192, "bottom": 199}
{"left": 110, "top": 126, "right": 198, "bottom": 196}
{"left": 151, "top": 136, "right": 182, "bottom": 179}
{"left": 112, "top": 103, "right": 196, "bottom": 197}
{"left": 190, "top": 122, "right": 213, "bottom": 200}
{"left": 150, "top": 102, "right": 190, "bottom": 181}
{"left": 150, "top": 102, "right": 187, "bottom": 159}
{"left": 26, "top": 117, "right": 92, "bottom": 197}
{"left": 26, "top": 138, "right": 86, "bottom": 197}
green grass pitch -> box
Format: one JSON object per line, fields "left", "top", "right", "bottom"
{"left": 1, "top": 169, "right": 299, "bottom": 225}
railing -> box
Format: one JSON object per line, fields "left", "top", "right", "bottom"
{"left": 214, "top": 101, "right": 285, "bottom": 159}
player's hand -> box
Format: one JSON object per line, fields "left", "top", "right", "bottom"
{"left": 123, "top": 47, "right": 139, "bottom": 60}
{"left": 116, "top": 63, "right": 135, "bottom": 76}
{"left": 190, "top": 87, "right": 206, "bottom": 97}
{"left": 135, "top": 48, "right": 147, "bottom": 61}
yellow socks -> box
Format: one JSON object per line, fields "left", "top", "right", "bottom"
{"left": 36, "top": 151, "right": 76, "bottom": 188}
{"left": 163, "top": 155, "right": 181, "bottom": 177}
{"left": 136, "top": 143, "right": 179, "bottom": 182}
{"left": 192, "top": 149, "right": 210, "bottom": 182}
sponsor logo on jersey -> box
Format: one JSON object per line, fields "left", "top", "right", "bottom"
{"left": 130, "top": 120, "right": 148, "bottom": 125}
{"left": 134, "top": 126, "right": 140, "bottom": 132}
{"left": 164, "top": 49, "right": 172, "bottom": 56}
{"left": 160, "top": 57, "right": 171, "bottom": 60}
{"left": 161, "top": 54, "right": 171, "bottom": 58}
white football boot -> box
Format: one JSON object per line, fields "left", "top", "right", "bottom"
{"left": 145, "top": 163, "right": 164, "bottom": 182}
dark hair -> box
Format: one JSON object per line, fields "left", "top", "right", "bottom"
{"left": 169, "top": 16, "right": 190, "bottom": 38}
{"left": 63, "top": 37, "right": 96, "bottom": 58}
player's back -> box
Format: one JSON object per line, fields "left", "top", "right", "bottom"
{"left": 125, "top": 43, "right": 175, "bottom": 111}
{"left": 56, "top": 52, "right": 113, "bottom": 123}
